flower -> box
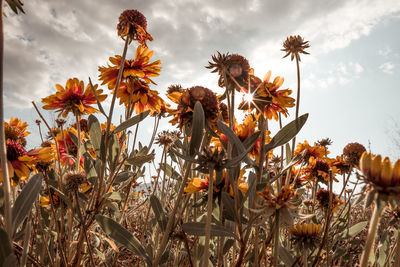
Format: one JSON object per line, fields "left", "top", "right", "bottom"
{"left": 359, "top": 152, "right": 400, "bottom": 188}
{"left": 239, "top": 71, "right": 295, "bottom": 121}
{"left": 295, "top": 140, "right": 326, "bottom": 161}
{"left": 207, "top": 52, "right": 251, "bottom": 89}
{"left": 1, "top": 140, "right": 53, "bottom": 186}
{"left": 115, "top": 79, "right": 164, "bottom": 114}
{"left": 64, "top": 171, "right": 86, "bottom": 191}
{"left": 258, "top": 184, "right": 299, "bottom": 211}
{"left": 316, "top": 189, "right": 343, "bottom": 213}
{"left": 290, "top": 223, "right": 321, "bottom": 237}
{"left": 282, "top": 35, "right": 310, "bottom": 61}
{"left": 4, "top": 117, "right": 30, "bottom": 146}
{"left": 168, "top": 86, "right": 221, "bottom": 129}
{"left": 53, "top": 128, "right": 84, "bottom": 166}
{"left": 301, "top": 157, "right": 338, "bottom": 183}
{"left": 42, "top": 78, "right": 107, "bottom": 118}
{"left": 99, "top": 45, "right": 161, "bottom": 89}
{"left": 343, "top": 142, "right": 366, "bottom": 166}
{"left": 40, "top": 190, "right": 60, "bottom": 208}
{"left": 117, "top": 9, "right": 153, "bottom": 46}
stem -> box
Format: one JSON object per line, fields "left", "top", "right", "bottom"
{"left": 75, "top": 114, "right": 81, "bottom": 172}
{"left": 152, "top": 161, "right": 193, "bottom": 266}
{"left": 393, "top": 231, "right": 400, "bottom": 266}
{"left": 0, "top": 0, "right": 12, "bottom": 238}
{"left": 273, "top": 210, "right": 280, "bottom": 267}
{"left": 203, "top": 166, "right": 214, "bottom": 267}
{"left": 360, "top": 201, "right": 384, "bottom": 267}
{"left": 290, "top": 56, "right": 301, "bottom": 157}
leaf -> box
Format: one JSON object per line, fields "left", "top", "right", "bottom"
{"left": 105, "top": 192, "right": 123, "bottom": 201}
{"left": 182, "top": 222, "right": 239, "bottom": 241}
{"left": 189, "top": 101, "right": 205, "bottom": 156}
{"left": 108, "top": 133, "right": 120, "bottom": 172}
{"left": 150, "top": 195, "right": 167, "bottom": 231}
{"left": 0, "top": 227, "right": 13, "bottom": 266}
{"left": 88, "top": 115, "right": 103, "bottom": 158}
{"left": 95, "top": 215, "right": 151, "bottom": 265}
{"left": 222, "top": 239, "right": 235, "bottom": 255}
{"left": 279, "top": 245, "right": 295, "bottom": 266}
{"left": 264, "top": 113, "right": 308, "bottom": 152}
{"left": 285, "top": 143, "right": 292, "bottom": 164}
{"left": 160, "top": 163, "right": 182, "bottom": 181}
{"left": 338, "top": 221, "right": 368, "bottom": 239}
{"left": 113, "top": 171, "right": 134, "bottom": 185}
{"left": 126, "top": 153, "right": 155, "bottom": 167}
{"left": 221, "top": 192, "right": 237, "bottom": 222}
{"left": 113, "top": 110, "right": 150, "bottom": 133}
{"left": 12, "top": 173, "right": 42, "bottom": 236}
{"left": 217, "top": 120, "right": 253, "bottom": 166}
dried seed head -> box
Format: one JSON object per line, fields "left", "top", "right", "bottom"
{"left": 317, "top": 138, "right": 332, "bottom": 147}
{"left": 343, "top": 142, "right": 366, "bottom": 165}
{"left": 167, "top": 84, "right": 184, "bottom": 94}
{"left": 64, "top": 171, "right": 85, "bottom": 191}
{"left": 282, "top": 35, "right": 310, "bottom": 61}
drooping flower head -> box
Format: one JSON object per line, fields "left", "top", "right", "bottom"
{"left": 99, "top": 45, "right": 161, "bottom": 89}
{"left": 117, "top": 9, "right": 153, "bottom": 46}
{"left": 42, "top": 78, "right": 107, "bottom": 118}
{"left": 282, "top": 35, "right": 310, "bottom": 61}
{"left": 316, "top": 189, "right": 343, "bottom": 213}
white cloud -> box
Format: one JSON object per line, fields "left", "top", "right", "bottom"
{"left": 378, "top": 46, "right": 392, "bottom": 57}
{"left": 379, "top": 61, "right": 395, "bottom": 74}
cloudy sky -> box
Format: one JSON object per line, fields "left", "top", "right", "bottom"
{"left": 3, "top": 0, "right": 400, "bottom": 159}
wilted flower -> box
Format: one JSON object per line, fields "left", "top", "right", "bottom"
{"left": 316, "top": 189, "right": 343, "bottom": 212}
{"left": 117, "top": 9, "right": 153, "bottom": 46}
{"left": 302, "top": 157, "right": 337, "bottom": 183}
{"left": 64, "top": 171, "right": 86, "bottom": 191}
{"left": 282, "top": 35, "right": 310, "bottom": 61}
{"left": 42, "top": 78, "right": 107, "bottom": 118}
{"left": 343, "top": 142, "right": 366, "bottom": 166}
{"left": 257, "top": 184, "right": 299, "bottom": 212}
{"left": 317, "top": 138, "right": 332, "bottom": 147}
{"left": 195, "top": 147, "right": 227, "bottom": 173}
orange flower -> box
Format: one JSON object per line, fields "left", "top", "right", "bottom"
{"left": 99, "top": 45, "right": 161, "bottom": 88}
{"left": 1, "top": 140, "right": 53, "bottom": 186}
{"left": 42, "top": 78, "right": 107, "bottom": 118}
{"left": 239, "top": 71, "right": 295, "bottom": 121}
{"left": 4, "top": 117, "right": 30, "bottom": 146}
{"left": 295, "top": 140, "right": 326, "bottom": 161}
{"left": 301, "top": 156, "right": 338, "bottom": 183}
{"left": 360, "top": 152, "right": 400, "bottom": 188}
{"left": 116, "top": 79, "right": 164, "bottom": 115}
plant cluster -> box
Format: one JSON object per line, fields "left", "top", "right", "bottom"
{"left": 0, "top": 4, "right": 400, "bottom": 267}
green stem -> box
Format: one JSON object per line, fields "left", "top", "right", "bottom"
{"left": 0, "top": 0, "right": 12, "bottom": 239}
{"left": 360, "top": 201, "right": 384, "bottom": 267}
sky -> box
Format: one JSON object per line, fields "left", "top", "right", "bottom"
{"left": 3, "top": 0, "right": 400, "bottom": 161}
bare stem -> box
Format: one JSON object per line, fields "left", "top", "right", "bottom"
{"left": 203, "top": 166, "right": 214, "bottom": 267}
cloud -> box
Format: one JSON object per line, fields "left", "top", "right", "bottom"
{"left": 3, "top": 0, "right": 400, "bottom": 109}
{"left": 379, "top": 61, "right": 395, "bottom": 74}
{"left": 378, "top": 46, "right": 392, "bottom": 57}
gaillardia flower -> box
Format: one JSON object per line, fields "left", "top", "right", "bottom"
{"left": 282, "top": 35, "right": 310, "bottom": 61}
{"left": 290, "top": 222, "right": 321, "bottom": 249}
{"left": 359, "top": 152, "right": 400, "bottom": 188}
{"left": 168, "top": 86, "right": 221, "bottom": 129}
{"left": 53, "top": 128, "right": 85, "bottom": 166}
{"left": 295, "top": 140, "right": 326, "bottom": 161}
{"left": 42, "top": 78, "right": 107, "bottom": 118}
{"left": 99, "top": 45, "right": 161, "bottom": 88}
{"left": 239, "top": 71, "right": 295, "bottom": 121}
{"left": 316, "top": 189, "right": 343, "bottom": 213}
{"left": 4, "top": 117, "right": 30, "bottom": 146}
{"left": 343, "top": 142, "right": 366, "bottom": 166}
{"left": 117, "top": 9, "right": 153, "bottom": 46}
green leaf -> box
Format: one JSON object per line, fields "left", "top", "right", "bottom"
{"left": 88, "top": 115, "right": 103, "bottom": 158}
{"left": 150, "top": 195, "right": 167, "bottom": 231}
{"left": 285, "top": 143, "right": 292, "bottom": 164}
{"left": 264, "top": 113, "right": 308, "bottom": 152}
{"left": 160, "top": 163, "right": 182, "bottom": 181}
{"left": 113, "top": 110, "right": 150, "bottom": 133}
{"left": 108, "top": 133, "right": 120, "bottom": 172}
{"left": 12, "top": 173, "right": 42, "bottom": 236}
{"left": 221, "top": 192, "right": 237, "bottom": 222}
{"left": 113, "top": 171, "right": 134, "bottom": 185}
{"left": 339, "top": 221, "right": 368, "bottom": 239}
{"left": 0, "top": 227, "right": 13, "bottom": 266}
{"left": 95, "top": 215, "right": 151, "bottom": 265}
{"left": 182, "top": 222, "right": 239, "bottom": 241}
{"left": 189, "top": 101, "right": 205, "bottom": 156}
{"left": 105, "top": 192, "right": 124, "bottom": 201}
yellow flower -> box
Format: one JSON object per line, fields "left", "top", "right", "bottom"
{"left": 360, "top": 152, "right": 400, "bottom": 187}
{"left": 4, "top": 117, "right": 30, "bottom": 146}
{"left": 290, "top": 223, "right": 321, "bottom": 237}
{"left": 42, "top": 78, "right": 107, "bottom": 118}
{"left": 295, "top": 140, "right": 326, "bottom": 161}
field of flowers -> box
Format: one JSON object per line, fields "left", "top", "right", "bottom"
{"left": 1, "top": 3, "right": 400, "bottom": 267}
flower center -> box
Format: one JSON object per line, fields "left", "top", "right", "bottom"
{"left": 6, "top": 140, "right": 27, "bottom": 162}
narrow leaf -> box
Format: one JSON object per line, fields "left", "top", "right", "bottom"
{"left": 88, "top": 115, "right": 103, "bottom": 158}
{"left": 113, "top": 110, "right": 150, "bottom": 133}
{"left": 95, "top": 215, "right": 151, "bottom": 265}
{"left": 12, "top": 173, "right": 42, "bottom": 236}
{"left": 0, "top": 227, "right": 13, "bottom": 266}
{"left": 189, "top": 102, "right": 205, "bottom": 156}
{"left": 339, "top": 221, "right": 368, "bottom": 239}
{"left": 150, "top": 195, "right": 167, "bottom": 231}
{"left": 264, "top": 113, "right": 308, "bottom": 152}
